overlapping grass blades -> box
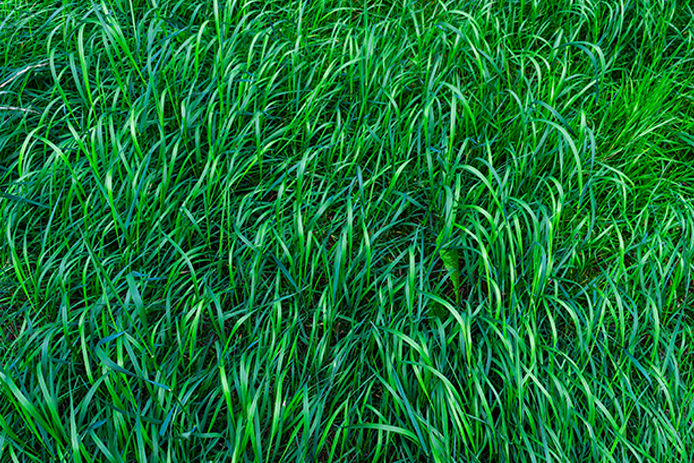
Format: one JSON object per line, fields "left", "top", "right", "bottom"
{"left": 2, "top": 0, "right": 694, "bottom": 461}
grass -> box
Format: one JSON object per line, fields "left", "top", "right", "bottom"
{"left": 1, "top": 0, "right": 694, "bottom": 461}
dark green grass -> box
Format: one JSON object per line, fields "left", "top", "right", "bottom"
{"left": 2, "top": 0, "right": 694, "bottom": 461}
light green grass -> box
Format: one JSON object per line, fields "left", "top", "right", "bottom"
{"left": 1, "top": 0, "right": 694, "bottom": 461}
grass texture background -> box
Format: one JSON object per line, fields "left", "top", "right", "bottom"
{"left": 1, "top": 0, "right": 694, "bottom": 461}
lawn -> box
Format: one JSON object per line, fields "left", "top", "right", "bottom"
{"left": 1, "top": 0, "right": 694, "bottom": 461}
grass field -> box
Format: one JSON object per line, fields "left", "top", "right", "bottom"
{"left": 2, "top": 0, "right": 694, "bottom": 461}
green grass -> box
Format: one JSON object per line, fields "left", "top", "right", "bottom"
{"left": 1, "top": 0, "right": 694, "bottom": 461}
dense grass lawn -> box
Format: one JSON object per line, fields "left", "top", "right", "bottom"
{"left": 2, "top": 0, "right": 694, "bottom": 461}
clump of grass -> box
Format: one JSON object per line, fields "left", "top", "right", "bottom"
{"left": 1, "top": 0, "right": 694, "bottom": 461}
